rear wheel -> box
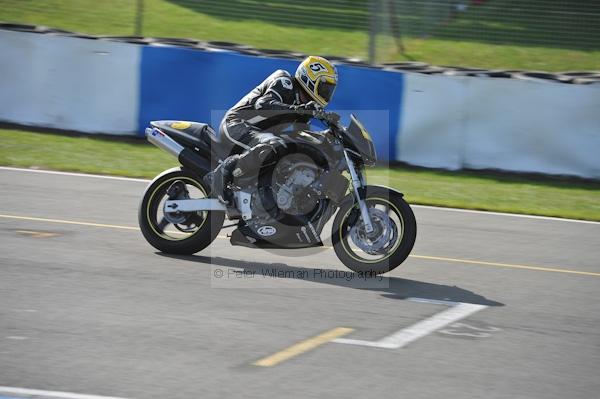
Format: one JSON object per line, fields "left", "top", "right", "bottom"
{"left": 332, "top": 186, "right": 416, "bottom": 275}
{"left": 138, "top": 168, "right": 225, "bottom": 254}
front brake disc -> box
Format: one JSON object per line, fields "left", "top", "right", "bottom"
{"left": 349, "top": 207, "right": 393, "bottom": 254}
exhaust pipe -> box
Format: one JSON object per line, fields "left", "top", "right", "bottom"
{"left": 146, "top": 127, "right": 184, "bottom": 157}
{"left": 146, "top": 127, "right": 210, "bottom": 174}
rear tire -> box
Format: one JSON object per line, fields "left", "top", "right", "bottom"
{"left": 332, "top": 186, "right": 416, "bottom": 275}
{"left": 138, "top": 168, "right": 225, "bottom": 255}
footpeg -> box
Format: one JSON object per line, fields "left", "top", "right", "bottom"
{"left": 233, "top": 191, "right": 252, "bottom": 221}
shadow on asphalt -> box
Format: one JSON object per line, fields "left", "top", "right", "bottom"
{"left": 159, "top": 253, "right": 504, "bottom": 307}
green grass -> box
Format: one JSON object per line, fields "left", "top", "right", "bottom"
{"left": 0, "top": 128, "right": 178, "bottom": 178}
{"left": 368, "top": 170, "right": 600, "bottom": 221}
{"left": 2, "top": 128, "right": 599, "bottom": 221}
{"left": 1, "top": 0, "right": 599, "bottom": 71}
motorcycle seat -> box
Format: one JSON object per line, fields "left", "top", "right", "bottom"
{"left": 150, "top": 120, "right": 221, "bottom": 153}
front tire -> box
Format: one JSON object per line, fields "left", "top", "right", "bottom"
{"left": 138, "top": 168, "right": 225, "bottom": 255}
{"left": 332, "top": 186, "right": 416, "bottom": 275}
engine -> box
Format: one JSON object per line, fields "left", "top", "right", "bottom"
{"left": 275, "top": 165, "right": 315, "bottom": 210}
{"left": 238, "top": 153, "right": 338, "bottom": 247}
{"left": 273, "top": 161, "right": 320, "bottom": 215}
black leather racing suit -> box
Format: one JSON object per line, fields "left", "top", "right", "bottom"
{"left": 220, "top": 69, "right": 312, "bottom": 154}
{"left": 211, "top": 69, "right": 315, "bottom": 201}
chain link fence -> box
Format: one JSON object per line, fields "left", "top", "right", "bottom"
{"left": 373, "top": 0, "right": 600, "bottom": 58}
{"left": 1, "top": 0, "right": 599, "bottom": 64}
{"left": 144, "top": 0, "right": 600, "bottom": 54}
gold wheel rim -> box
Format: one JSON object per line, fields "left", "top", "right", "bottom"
{"left": 146, "top": 176, "right": 208, "bottom": 241}
{"left": 338, "top": 197, "right": 404, "bottom": 264}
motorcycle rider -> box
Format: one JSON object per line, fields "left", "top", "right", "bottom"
{"left": 206, "top": 56, "right": 338, "bottom": 204}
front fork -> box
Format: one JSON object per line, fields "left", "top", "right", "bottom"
{"left": 343, "top": 150, "right": 374, "bottom": 233}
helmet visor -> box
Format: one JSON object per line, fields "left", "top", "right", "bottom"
{"left": 317, "top": 81, "right": 336, "bottom": 104}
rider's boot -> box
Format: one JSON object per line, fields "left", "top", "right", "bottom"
{"left": 204, "top": 155, "right": 240, "bottom": 205}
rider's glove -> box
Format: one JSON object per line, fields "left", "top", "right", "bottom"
{"left": 316, "top": 110, "right": 340, "bottom": 125}
{"left": 293, "top": 101, "right": 321, "bottom": 115}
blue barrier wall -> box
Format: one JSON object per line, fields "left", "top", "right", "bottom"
{"left": 3, "top": 30, "right": 599, "bottom": 177}
{"left": 139, "top": 46, "right": 404, "bottom": 161}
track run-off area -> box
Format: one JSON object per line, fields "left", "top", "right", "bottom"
{"left": 1, "top": 167, "right": 599, "bottom": 399}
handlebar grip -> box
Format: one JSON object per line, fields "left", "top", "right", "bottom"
{"left": 318, "top": 111, "right": 340, "bottom": 124}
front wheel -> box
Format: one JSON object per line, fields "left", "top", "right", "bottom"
{"left": 332, "top": 186, "right": 416, "bottom": 275}
{"left": 138, "top": 167, "right": 225, "bottom": 255}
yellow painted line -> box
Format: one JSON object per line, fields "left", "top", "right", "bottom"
{"left": 0, "top": 214, "right": 139, "bottom": 230}
{"left": 16, "top": 230, "right": 59, "bottom": 238}
{"left": 1, "top": 213, "right": 599, "bottom": 277}
{"left": 253, "top": 327, "right": 354, "bottom": 367}
{"left": 411, "top": 254, "right": 600, "bottom": 277}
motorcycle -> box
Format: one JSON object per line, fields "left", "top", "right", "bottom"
{"left": 139, "top": 111, "right": 416, "bottom": 274}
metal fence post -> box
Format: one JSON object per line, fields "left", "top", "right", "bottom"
{"left": 368, "top": 0, "right": 380, "bottom": 64}
{"left": 134, "top": 0, "right": 144, "bottom": 36}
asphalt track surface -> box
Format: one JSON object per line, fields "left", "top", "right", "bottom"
{"left": 1, "top": 167, "right": 599, "bottom": 399}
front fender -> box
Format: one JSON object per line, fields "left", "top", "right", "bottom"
{"left": 339, "top": 184, "right": 404, "bottom": 205}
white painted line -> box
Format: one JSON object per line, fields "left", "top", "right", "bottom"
{"left": 5, "top": 336, "right": 28, "bottom": 340}
{"left": 332, "top": 337, "right": 398, "bottom": 349}
{"left": 377, "top": 303, "right": 487, "bottom": 348}
{"left": 412, "top": 204, "right": 600, "bottom": 225}
{"left": 406, "top": 297, "right": 459, "bottom": 306}
{"left": 0, "top": 387, "right": 130, "bottom": 399}
{"left": 333, "top": 302, "right": 487, "bottom": 349}
{"left": 0, "top": 166, "right": 150, "bottom": 183}
{"left": 1, "top": 166, "right": 598, "bottom": 225}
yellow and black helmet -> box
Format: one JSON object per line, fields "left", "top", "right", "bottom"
{"left": 295, "top": 56, "right": 338, "bottom": 107}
